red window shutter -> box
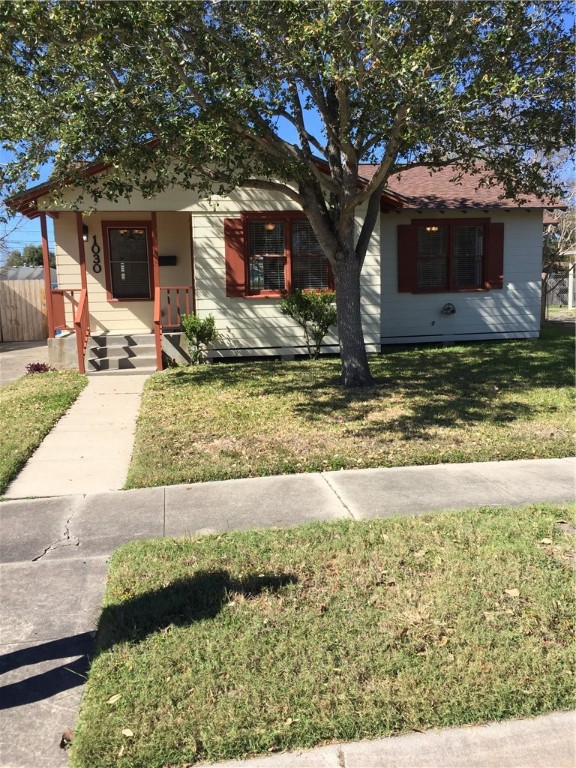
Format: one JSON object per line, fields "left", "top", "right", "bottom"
{"left": 224, "top": 218, "right": 245, "bottom": 297}
{"left": 485, "top": 223, "right": 504, "bottom": 289}
{"left": 397, "top": 224, "right": 417, "bottom": 292}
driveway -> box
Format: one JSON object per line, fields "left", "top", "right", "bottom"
{"left": 0, "top": 341, "right": 50, "bottom": 386}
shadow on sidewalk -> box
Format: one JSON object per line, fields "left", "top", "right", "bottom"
{"left": 0, "top": 632, "right": 93, "bottom": 709}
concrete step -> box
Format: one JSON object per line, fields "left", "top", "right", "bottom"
{"left": 88, "top": 344, "right": 156, "bottom": 360}
{"left": 86, "top": 333, "right": 158, "bottom": 375}
{"left": 87, "top": 355, "right": 157, "bottom": 373}
{"left": 89, "top": 333, "right": 156, "bottom": 348}
{"left": 86, "top": 366, "right": 156, "bottom": 376}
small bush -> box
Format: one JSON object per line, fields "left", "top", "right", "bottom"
{"left": 26, "top": 362, "right": 55, "bottom": 374}
{"left": 181, "top": 313, "right": 220, "bottom": 364}
{"left": 280, "top": 290, "right": 337, "bottom": 358}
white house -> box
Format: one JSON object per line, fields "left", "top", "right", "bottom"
{"left": 7, "top": 165, "right": 557, "bottom": 374}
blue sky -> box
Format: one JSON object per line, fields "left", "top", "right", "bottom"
{"left": 1, "top": 148, "right": 55, "bottom": 256}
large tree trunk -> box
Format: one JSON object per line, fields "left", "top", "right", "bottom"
{"left": 333, "top": 256, "right": 375, "bottom": 387}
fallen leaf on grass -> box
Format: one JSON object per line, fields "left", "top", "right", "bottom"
{"left": 122, "top": 728, "right": 134, "bottom": 738}
{"left": 540, "top": 538, "right": 553, "bottom": 545}
{"left": 504, "top": 588, "right": 520, "bottom": 597}
{"left": 107, "top": 694, "right": 122, "bottom": 704}
{"left": 59, "top": 728, "right": 73, "bottom": 749}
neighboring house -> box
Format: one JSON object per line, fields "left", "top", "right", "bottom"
{"left": 6, "top": 165, "right": 560, "bottom": 373}
{"left": 0, "top": 265, "right": 57, "bottom": 287}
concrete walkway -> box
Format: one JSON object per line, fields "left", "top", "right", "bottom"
{"left": 4, "top": 375, "right": 148, "bottom": 498}
{"left": 0, "top": 458, "right": 574, "bottom": 767}
{"left": 0, "top": 341, "right": 50, "bottom": 387}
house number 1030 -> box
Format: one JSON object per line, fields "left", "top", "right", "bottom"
{"left": 92, "top": 236, "right": 102, "bottom": 273}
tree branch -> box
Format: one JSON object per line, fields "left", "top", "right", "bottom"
{"left": 343, "top": 105, "right": 407, "bottom": 213}
{"left": 355, "top": 182, "right": 385, "bottom": 268}
{"left": 284, "top": 79, "right": 326, "bottom": 158}
{"left": 158, "top": 39, "right": 208, "bottom": 108}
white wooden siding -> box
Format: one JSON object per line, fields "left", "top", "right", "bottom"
{"left": 192, "top": 192, "right": 380, "bottom": 356}
{"left": 380, "top": 210, "right": 542, "bottom": 344}
{"left": 47, "top": 183, "right": 542, "bottom": 352}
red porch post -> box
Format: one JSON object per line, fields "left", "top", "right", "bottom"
{"left": 40, "top": 212, "right": 55, "bottom": 338}
{"left": 75, "top": 212, "right": 88, "bottom": 292}
{"left": 151, "top": 211, "right": 163, "bottom": 370}
{"left": 74, "top": 212, "right": 90, "bottom": 374}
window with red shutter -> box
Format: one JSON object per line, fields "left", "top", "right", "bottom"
{"left": 398, "top": 219, "right": 503, "bottom": 292}
{"left": 224, "top": 213, "right": 332, "bottom": 297}
{"left": 224, "top": 218, "right": 246, "bottom": 297}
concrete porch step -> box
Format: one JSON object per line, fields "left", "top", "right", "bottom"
{"left": 88, "top": 343, "right": 156, "bottom": 359}
{"left": 87, "top": 355, "right": 157, "bottom": 373}
{"left": 86, "top": 333, "right": 158, "bottom": 375}
{"left": 86, "top": 366, "right": 157, "bottom": 376}
{"left": 89, "top": 333, "right": 156, "bottom": 347}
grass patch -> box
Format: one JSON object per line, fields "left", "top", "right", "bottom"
{"left": 547, "top": 306, "right": 576, "bottom": 319}
{"left": 127, "top": 324, "right": 575, "bottom": 488}
{"left": 0, "top": 371, "right": 87, "bottom": 495}
{"left": 71, "top": 503, "right": 576, "bottom": 767}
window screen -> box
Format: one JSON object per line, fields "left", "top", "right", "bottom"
{"left": 247, "top": 221, "right": 286, "bottom": 291}
{"left": 417, "top": 227, "right": 448, "bottom": 289}
{"left": 108, "top": 228, "right": 150, "bottom": 299}
{"left": 453, "top": 226, "right": 483, "bottom": 287}
{"left": 292, "top": 221, "right": 329, "bottom": 290}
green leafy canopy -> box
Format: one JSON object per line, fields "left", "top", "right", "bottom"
{"left": 0, "top": 1, "right": 572, "bottom": 204}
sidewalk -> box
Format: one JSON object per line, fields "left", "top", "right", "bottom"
{"left": 0, "top": 457, "right": 574, "bottom": 767}
{"left": 4, "top": 375, "right": 147, "bottom": 498}
{"left": 0, "top": 341, "right": 50, "bottom": 387}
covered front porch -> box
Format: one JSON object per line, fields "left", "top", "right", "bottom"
{"left": 38, "top": 210, "right": 195, "bottom": 373}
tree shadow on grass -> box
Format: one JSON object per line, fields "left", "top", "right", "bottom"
{"left": 285, "top": 336, "right": 572, "bottom": 438}
{"left": 151, "top": 329, "right": 573, "bottom": 443}
{"left": 96, "top": 570, "right": 298, "bottom": 653}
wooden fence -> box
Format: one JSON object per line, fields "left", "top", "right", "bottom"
{"left": 0, "top": 280, "right": 48, "bottom": 342}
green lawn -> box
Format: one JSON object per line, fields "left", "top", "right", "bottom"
{"left": 0, "top": 371, "right": 87, "bottom": 495}
{"left": 127, "top": 324, "right": 575, "bottom": 488}
{"left": 70, "top": 503, "right": 576, "bottom": 768}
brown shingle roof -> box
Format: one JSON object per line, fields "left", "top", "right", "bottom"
{"left": 360, "top": 164, "right": 560, "bottom": 209}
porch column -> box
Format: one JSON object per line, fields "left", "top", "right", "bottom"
{"left": 75, "top": 212, "right": 88, "bottom": 291}
{"left": 151, "top": 211, "right": 162, "bottom": 370}
{"left": 40, "top": 212, "right": 55, "bottom": 337}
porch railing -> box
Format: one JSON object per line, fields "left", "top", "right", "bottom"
{"left": 74, "top": 289, "right": 89, "bottom": 375}
{"left": 51, "top": 288, "right": 81, "bottom": 332}
{"left": 50, "top": 288, "right": 90, "bottom": 374}
{"left": 153, "top": 285, "right": 194, "bottom": 371}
